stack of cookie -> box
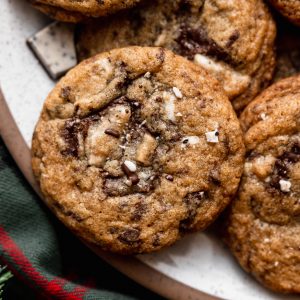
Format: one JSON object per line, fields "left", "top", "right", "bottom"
{"left": 30, "top": 0, "right": 300, "bottom": 294}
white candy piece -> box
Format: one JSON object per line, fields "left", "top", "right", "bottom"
{"left": 124, "top": 160, "right": 137, "bottom": 172}
{"left": 205, "top": 130, "right": 219, "bottom": 143}
{"left": 27, "top": 22, "right": 77, "bottom": 79}
{"left": 194, "top": 54, "right": 223, "bottom": 72}
{"left": 194, "top": 53, "right": 250, "bottom": 98}
{"left": 279, "top": 179, "right": 292, "bottom": 192}
{"left": 144, "top": 72, "right": 151, "bottom": 78}
{"left": 181, "top": 136, "right": 200, "bottom": 148}
{"left": 163, "top": 92, "right": 176, "bottom": 122}
{"left": 260, "top": 113, "right": 267, "bottom": 120}
{"left": 172, "top": 87, "right": 183, "bottom": 98}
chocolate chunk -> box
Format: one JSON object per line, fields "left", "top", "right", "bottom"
{"left": 60, "top": 86, "right": 72, "bottom": 101}
{"left": 180, "top": 191, "right": 206, "bottom": 231}
{"left": 176, "top": 24, "right": 239, "bottom": 67}
{"left": 129, "top": 173, "right": 140, "bottom": 185}
{"left": 121, "top": 162, "right": 140, "bottom": 185}
{"left": 53, "top": 202, "right": 83, "bottom": 222}
{"left": 269, "top": 143, "right": 300, "bottom": 192}
{"left": 131, "top": 201, "right": 147, "bottom": 221}
{"left": 27, "top": 22, "right": 77, "bottom": 80}
{"left": 118, "top": 228, "right": 141, "bottom": 245}
{"left": 226, "top": 30, "right": 240, "bottom": 48}
{"left": 61, "top": 115, "right": 100, "bottom": 157}
{"left": 104, "top": 128, "right": 120, "bottom": 138}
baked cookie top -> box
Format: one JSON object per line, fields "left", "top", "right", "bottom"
{"left": 76, "top": 0, "right": 276, "bottom": 112}
{"left": 29, "top": 0, "right": 140, "bottom": 22}
{"left": 268, "top": 0, "right": 300, "bottom": 26}
{"left": 225, "top": 76, "right": 300, "bottom": 293}
{"left": 32, "top": 47, "right": 245, "bottom": 254}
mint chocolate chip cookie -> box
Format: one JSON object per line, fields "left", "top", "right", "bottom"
{"left": 32, "top": 47, "right": 244, "bottom": 254}
{"left": 76, "top": 0, "right": 276, "bottom": 112}
{"left": 29, "top": 0, "right": 140, "bottom": 22}
{"left": 225, "top": 75, "right": 300, "bottom": 293}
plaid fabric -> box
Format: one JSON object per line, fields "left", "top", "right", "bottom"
{"left": 0, "top": 138, "right": 163, "bottom": 300}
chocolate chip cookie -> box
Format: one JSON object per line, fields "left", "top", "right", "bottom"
{"left": 29, "top": 0, "right": 140, "bottom": 22}
{"left": 268, "top": 0, "right": 300, "bottom": 26}
{"left": 225, "top": 76, "right": 300, "bottom": 293}
{"left": 32, "top": 47, "right": 245, "bottom": 254}
{"left": 76, "top": 0, "right": 276, "bottom": 112}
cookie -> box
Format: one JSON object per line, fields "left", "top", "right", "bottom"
{"left": 224, "top": 76, "right": 300, "bottom": 293}
{"left": 29, "top": 0, "right": 140, "bottom": 22}
{"left": 32, "top": 46, "right": 245, "bottom": 254}
{"left": 268, "top": 0, "right": 300, "bottom": 26}
{"left": 76, "top": 0, "right": 276, "bottom": 112}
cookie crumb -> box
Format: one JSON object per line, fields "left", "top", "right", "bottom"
{"left": 205, "top": 130, "right": 219, "bottom": 143}
{"left": 173, "top": 87, "right": 183, "bottom": 98}
{"left": 279, "top": 179, "right": 291, "bottom": 192}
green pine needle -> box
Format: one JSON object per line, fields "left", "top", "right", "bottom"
{"left": 0, "top": 265, "right": 13, "bottom": 299}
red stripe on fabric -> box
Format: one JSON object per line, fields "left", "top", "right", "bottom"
{"left": 0, "top": 252, "right": 52, "bottom": 300}
{"left": 72, "top": 275, "right": 97, "bottom": 298}
{"left": 71, "top": 285, "right": 89, "bottom": 298}
{"left": 48, "top": 269, "right": 93, "bottom": 298}
{"left": 0, "top": 227, "right": 82, "bottom": 300}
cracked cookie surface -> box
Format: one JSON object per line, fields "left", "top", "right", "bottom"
{"left": 76, "top": 0, "right": 276, "bottom": 112}
{"left": 32, "top": 47, "right": 245, "bottom": 254}
{"left": 29, "top": 0, "right": 140, "bottom": 22}
{"left": 225, "top": 75, "right": 300, "bottom": 293}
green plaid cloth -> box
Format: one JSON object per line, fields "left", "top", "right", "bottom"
{"left": 0, "top": 138, "right": 163, "bottom": 299}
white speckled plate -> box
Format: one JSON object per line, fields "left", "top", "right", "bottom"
{"left": 0, "top": 1, "right": 298, "bottom": 300}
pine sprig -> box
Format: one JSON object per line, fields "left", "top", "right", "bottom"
{"left": 0, "top": 265, "right": 13, "bottom": 299}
